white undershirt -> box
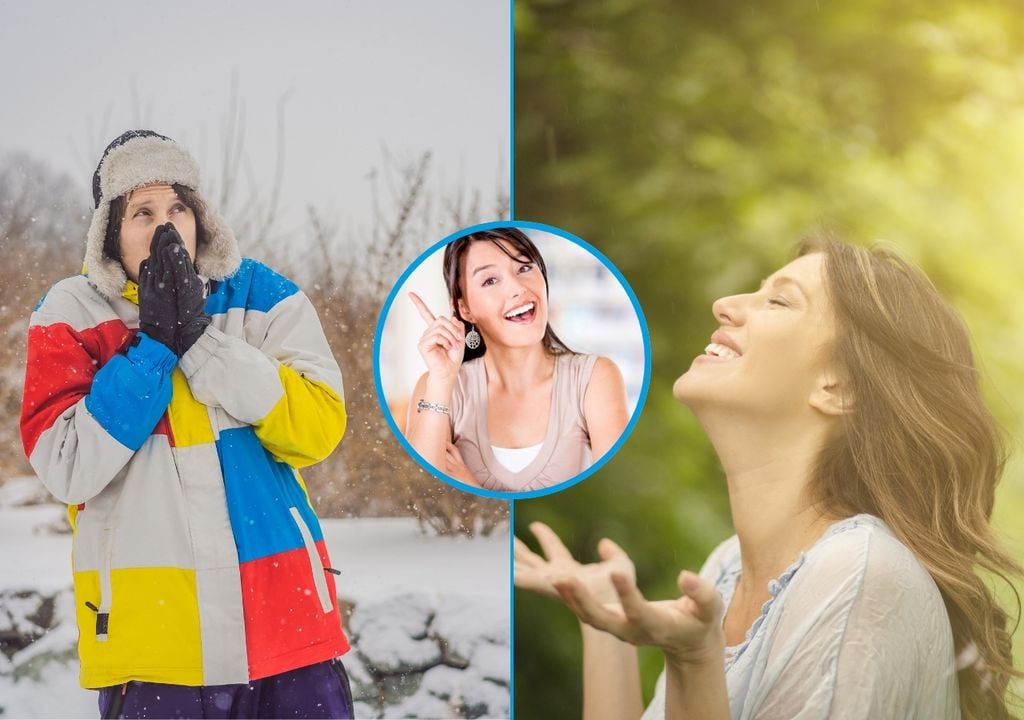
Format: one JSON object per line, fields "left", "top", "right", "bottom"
{"left": 491, "top": 443, "right": 543, "bottom": 473}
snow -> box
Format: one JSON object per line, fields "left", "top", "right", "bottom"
{"left": 0, "top": 479, "right": 510, "bottom": 719}
{"left": 350, "top": 594, "right": 443, "bottom": 674}
{"left": 323, "top": 519, "right": 507, "bottom": 603}
{"left": 0, "top": 501, "right": 73, "bottom": 596}
{"left": 0, "top": 660, "right": 86, "bottom": 719}
{"left": 465, "top": 643, "right": 508, "bottom": 688}
{"left": 9, "top": 591, "right": 76, "bottom": 672}
{"left": 419, "top": 665, "right": 470, "bottom": 699}
{"left": 431, "top": 596, "right": 509, "bottom": 665}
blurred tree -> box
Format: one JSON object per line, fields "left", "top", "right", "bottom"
{"left": 0, "top": 153, "right": 89, "bottom": 477}
{"left": 514, "top": 0, "right": 1024, "bottom": 716}
{"left": 301, "top": 148, "right": 511, "bottom": 534}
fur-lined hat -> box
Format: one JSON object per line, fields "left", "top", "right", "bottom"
{"left": 84, "top": 130, "right": 241, "bottom": 300}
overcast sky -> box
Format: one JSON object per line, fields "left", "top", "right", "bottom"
{"left": 0, "top": 0, "right": 509, "bottom": 242}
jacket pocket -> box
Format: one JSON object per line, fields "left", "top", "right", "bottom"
{"left": 96, "top": 527, "right": 114, "bottom": 641}
{"left": 288, "top": 507, "right": 333, "bottom": 613}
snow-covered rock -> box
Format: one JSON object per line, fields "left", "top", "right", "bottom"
{"left": 341, "top": 649, "right": 379, "bottom": 703}
{"left": 458, "top": 677, "right": 510, "bottom": 720}
{"left": 419, "top": 664, "right": 467, "bottom": 700}
{"left": 9, "top": 591, "right": 77, "bottom": 682}
{"left": 385, "top": 690, "right": 456, "bottom": 720}
{"left": 351, "top": 593, "right": 441, "bottom": 674}
{"left": 344, "top": 589, "right": 510, "bottom": 718}
{"left": 0, "top": 591, "right": 51, "bottom": 641}
{"left": 380, "top": 667, "right": 424, "bottom": 706}
{"left": 408, "top": 664, "right": 508, "bottom": 720}
{"left": 432, "top": 595, "right": 508, "bottom": 669}
{"left": 350, "top": 592, "right": 435, "bottom": 641}
{"left": 353, "top": 699, "right": 382, "bottom": 719}
{"left": 468, "top": 641, "right": 509, "bottom": 688}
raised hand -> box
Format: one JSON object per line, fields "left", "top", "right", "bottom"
{"left": 408, "top": 291, "right": 466, "bottom": 381}
{"left": 154, "top": 224, "right": 210, "bottom": 356}
{"left": 515, "top": 521, "right": 636, "bottom": 606}
{"left": 553, "top": 556, "right": 725, "bottom": 666}
{"left": 137, "top": 224, "right": 180, "bottom": 351}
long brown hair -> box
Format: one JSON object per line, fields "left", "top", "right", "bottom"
{"left": 804, "top": 237, "right": 1022, "bottom": 719}
{"left": 442, "top": 227, "right": 573, "bottom": 362}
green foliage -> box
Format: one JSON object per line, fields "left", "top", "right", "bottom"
{"left": 515, "top": 0, "right": 1024, "bottom": 715}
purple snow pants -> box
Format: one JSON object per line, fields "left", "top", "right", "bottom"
{"left": 97, "top": 658, "right": 355, "bottom": 719}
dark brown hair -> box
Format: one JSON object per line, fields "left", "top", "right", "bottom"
{"left": 803, "top": 236, "right": 1022, "bottom": 720}
{"left": 442, "top": 227, "right": 572, "bottom": 362}
{"left": 102, "top": 183, "right": 208, "bottom": 262}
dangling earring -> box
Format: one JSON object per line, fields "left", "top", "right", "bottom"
{"left": 465, "top": 324, "right": 482, "bottom": 350}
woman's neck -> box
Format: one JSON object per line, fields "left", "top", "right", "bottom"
{"left": 698, "top": 408, "right": 841, "bottom": 594}
{"left": 481, "top": 343, "right": 553, "bottom": 394}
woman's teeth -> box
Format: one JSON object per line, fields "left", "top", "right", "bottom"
{"left": 504, "top": 302, "right": 535, "bottom": 321}
{"left": 705, "top": 342, "right": 740, "bottom": 359}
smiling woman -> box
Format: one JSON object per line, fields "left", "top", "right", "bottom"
{"left": 515, "top": 237, "right": 1022, "bottom": 720}
{"left": 402, "top": 227, "right": 631, "bottom": 493}
{"left": 674, "top": 253, "right": 841, "bottom": 421}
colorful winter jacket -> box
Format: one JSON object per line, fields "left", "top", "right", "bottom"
{"left": 20, "top": 258, "right": 350, "bottom": 688}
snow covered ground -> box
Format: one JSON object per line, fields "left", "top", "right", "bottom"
{"left": 0, "top": 478, "right": 510, "bottom": 719}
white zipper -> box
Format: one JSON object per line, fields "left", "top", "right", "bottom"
{"left": 288, "top": 507, "right": 333, "bottom": 614}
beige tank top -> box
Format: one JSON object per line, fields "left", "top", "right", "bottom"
{"left": 450, "top": 353, "right": 598, "bottom": 492}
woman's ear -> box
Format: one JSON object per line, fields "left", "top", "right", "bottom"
{"left": 809, "top": 374, "right": 853, "bottom": 417}
{"left": 457, "top": 298, "right": 474, "bottom": 323}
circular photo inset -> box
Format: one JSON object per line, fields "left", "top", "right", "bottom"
{"left": 374, "top": 221, "right": 650, "bottom": 498}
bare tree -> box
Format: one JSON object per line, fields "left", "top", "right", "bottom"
{"left": 303, "top": 149, "right": 510, "bottom": 536}
{"left": 0, "top": 154, "right": 89, "bottom": 477}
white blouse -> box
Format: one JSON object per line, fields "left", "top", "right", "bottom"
{"left": 491, "top": 442, "right": 543, "bottom": 473}
{"left": 641, "top": 514, "right": 960, "bottom": 720}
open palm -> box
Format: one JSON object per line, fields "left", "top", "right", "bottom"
{"left": 514, "top": 521, "right": 635, "bottom": 605}
{"left": 516, "top": 521, "right": 725, "bottom": 665}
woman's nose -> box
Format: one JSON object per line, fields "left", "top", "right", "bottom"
{"left": 712, "top": 294, "right": 745, "bottom": 326}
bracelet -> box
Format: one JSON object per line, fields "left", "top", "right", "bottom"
{"left": 416, "top": 399, "right": 450, "bottom": 415}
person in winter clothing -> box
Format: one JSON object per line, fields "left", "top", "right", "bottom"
{"left": 20, "top": 130, "right": 354, "bottom": 718}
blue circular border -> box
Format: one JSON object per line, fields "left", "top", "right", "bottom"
{"left": 372, "top": 219, "right": 652, "bottom": 500}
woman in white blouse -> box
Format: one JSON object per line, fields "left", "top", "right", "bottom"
{"left": 515, "top": 238, "right": 1020, "bottom": 720}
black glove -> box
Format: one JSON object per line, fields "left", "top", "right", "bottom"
{"left": 137, "top": 225, "right": 179, "bottom": 351}
{"left": 159, "top": 225, "right": 211, "bottom": 356}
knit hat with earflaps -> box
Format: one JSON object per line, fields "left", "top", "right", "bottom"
{"left": 83, "top": 130, "right": 241, "bottom": 300}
